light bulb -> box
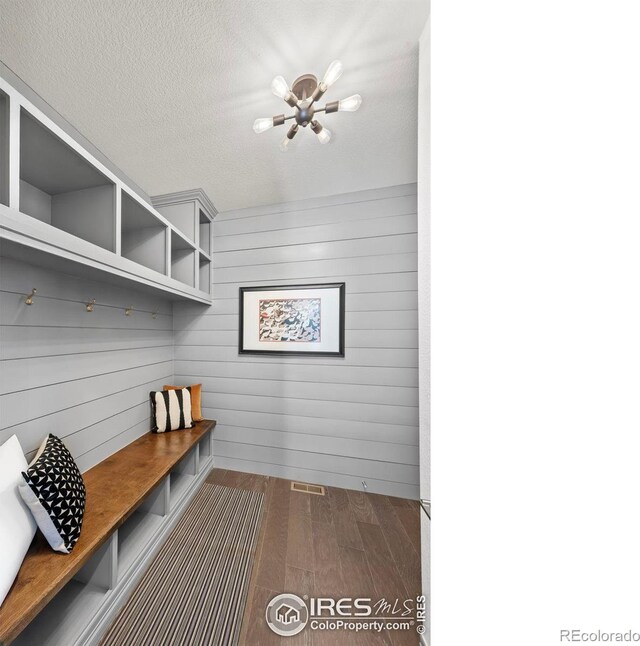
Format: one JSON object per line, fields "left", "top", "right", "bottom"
{"left": 338, "top": 94, "right": 362, "bottom": 112}
{"left": 322, "top": 60, "right": 343, "bottom": 87}
{"left": 316, "top": 126, "right": 332, "bottom": 144}
{"left": 253, "top": 118, "right": 274, "bottom": 134}
{"left": 271, "top": 75, "right": 290, "bottom": 99}
{"left": 279, "top": 136, "right": 292, "bottom": 152}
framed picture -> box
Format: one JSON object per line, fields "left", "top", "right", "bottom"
{"left": 239, "top": 283, "right": 345, "bottom": 356}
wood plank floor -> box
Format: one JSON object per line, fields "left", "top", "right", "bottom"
{"left": 205, "top": 468, "right": 422, "bottom": 646}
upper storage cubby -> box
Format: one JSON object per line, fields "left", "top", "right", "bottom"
{"left": 19, "top": 109, "right": 116, "bottom": 251}
{"left": 0, "top": 71, "right": 215, "bottom": 303}
{"left": 199, "top": 252, "right": 211, "bottom": 294}
{"left": 0, "top": 90, "right": 8, "bottom": 207}
{"left": 121, "top": 190, "right": 167, "bottom": 275}
{"left": 154, "top": 199, "right": 195, "bottom": 243}
{"left": 199, "top": 209, "right": 211, "bottom": 255}
{"left": 170, "top": 229, "right": 196, "bottom": 287}
{"left": 151, "top": 189, "right": 216, "bottom": 258}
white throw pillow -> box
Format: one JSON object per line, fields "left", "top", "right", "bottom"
{"left": 0, "top": 435, "right": 37, "bottom": 607}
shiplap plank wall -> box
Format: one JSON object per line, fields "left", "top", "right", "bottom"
{"left": 173, "top": 183, "right": 419, "bottom": 498}
{"left": 0, "top": 254, "right": 173, "bottom": 471}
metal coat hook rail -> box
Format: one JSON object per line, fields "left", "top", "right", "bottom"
{"left": 21, "top": 288, "right": 165, "bottom": 318}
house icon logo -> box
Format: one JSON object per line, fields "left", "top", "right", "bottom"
{"left": 276, "top": 603, "right": 300, "bottom": 625}
{"left": 266, "top": 593, "right": 309, "bottom": 636}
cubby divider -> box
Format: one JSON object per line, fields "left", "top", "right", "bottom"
{"left": 170, "top": 230, "right": 196, "bottom": 287}
{"left": 199, "top": 253, "right": 211, "bottom": 294}
{"left": 120, "top": 190, "right": 167, "bottom": 275}
{"left": 199, "top": 209, "right": 211, "bottom": 255}
{"left": 139, "top": 476, "right": 170, "bottom": 516}
{"left": 117, "top": 511, "right": 164, "bottom": 582}
{"left": 198, "top": 432, "right": 212, "bottom": 462}
{"left": 0, "top": 89, "right": 9, "bottom": 207}
{"left": 74, "top": 533, "right": 118, "bottom": 590}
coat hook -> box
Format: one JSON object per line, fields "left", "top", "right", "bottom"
{"left": 86, "top": 298, "right": 96, "bottom": 312}
{"left": 24, "top": 288, "right": 37, "bottom": 305}
{"left": 125, "top": 305, "right": 133, "bottom": 316}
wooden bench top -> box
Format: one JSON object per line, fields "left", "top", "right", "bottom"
{"left": 0, "top": 420, "right": 215, "bottom": 645}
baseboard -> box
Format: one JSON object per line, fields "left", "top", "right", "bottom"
{"left": 215, "top": 456, "right": 419, "bottom": 500}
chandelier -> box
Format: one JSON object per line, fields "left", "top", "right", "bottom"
{"left": 253, "top": 60, "right": 362, "bottom": 151}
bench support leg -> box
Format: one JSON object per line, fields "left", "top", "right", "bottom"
{"left": 74, "top": 533, "right": 118, "bottom": 591}
{"left": 139, "top": 476, "right": 170, "bottom": 516}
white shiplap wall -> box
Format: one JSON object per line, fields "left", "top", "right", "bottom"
{"left": 173, "top": 184, "right": 419, "bottom": 498}
{"left": 0, "top": 253, "right": 174, "bottom": 471}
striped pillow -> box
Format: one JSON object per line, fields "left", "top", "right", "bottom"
{"left": 150, "top": 387, "right": 194, "bottom": 433}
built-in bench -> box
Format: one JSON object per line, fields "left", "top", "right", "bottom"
{"left": 0, "top": 420, "right": 216, "bottom": 646}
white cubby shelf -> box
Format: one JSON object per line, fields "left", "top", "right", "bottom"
{"left": 151, "top": 189, "right": 215, "bottom": 294}
{"left": 11, "top": 432, "right": 215, "bottom": 646}
{"left": 0, "top": 72, "right": 215, "bottom": 304}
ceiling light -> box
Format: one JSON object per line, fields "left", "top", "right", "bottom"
{"left": 271, "top": 76, "right": 289, "bottom": 99}
{"left": 322, "top": 60, "right": 343, "bottom": 88}
{"left": 337, "top": 94, "right": 362, "bottom": 113}
{"left": 311, "top": 120, "right": 332, "bottom": 144}
{"left": 253, "top": 118, "right": 274, "bottom": 134}
{"left": 254, "top": 60, "right": 361, "bottom": 151}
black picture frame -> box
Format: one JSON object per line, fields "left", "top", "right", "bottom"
{"left": 239, "top": 283, "right": 345, "bottom": 357}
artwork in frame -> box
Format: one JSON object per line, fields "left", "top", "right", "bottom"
{"left": 239, "top": 283, "right": 345, "bottom": 356}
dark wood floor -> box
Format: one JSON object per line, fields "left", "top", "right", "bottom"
{"left": 205, "top": 468, "right": 422, "bottom": 646}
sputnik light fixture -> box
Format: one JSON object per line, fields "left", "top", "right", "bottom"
{"left": 253, "top": 60, "right": 362, "bottom": 151}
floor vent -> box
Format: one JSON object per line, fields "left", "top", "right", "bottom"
{"left": 291, "top": 482, "right": 326, "bottom": 496}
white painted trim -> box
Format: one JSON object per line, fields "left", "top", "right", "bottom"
{"left": 151, "top": 189, "right": 218, "bottom": 221}
{"left": 0, "top": 203, "right": 211, "bottom": 303}
{"left": 114, "top": 184, "right": 122, "bottom": 256}
{"left": 8, "top": 93, "right": 19, "bottom": 211}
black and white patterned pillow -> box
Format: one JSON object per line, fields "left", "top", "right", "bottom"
{"left": 19, "top": 435, "right": 86, "bottom": 554}
{"left": 150, "top": 387, "right": 194, "bottom": 433}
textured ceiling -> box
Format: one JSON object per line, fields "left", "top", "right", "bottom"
{"left": 0, "top": 0, "right": 428, "bottom": 212}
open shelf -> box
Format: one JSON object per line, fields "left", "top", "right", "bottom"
{"left": 199, "top": 208, "right": 211, "bottom": 255}
{"left": 198, "top": 431, "right": 212, "bottom": 461}
{"left": 19, "top": 109, "right": 116, "bottom": 251}
{"left": 155, "top": 200, "right": 195, "bottom": 243}
{"left": 199, "top": 252, "right": 211, "bottom": 294}
{"left": 170, "top": 229, "right": 196, "bottom": 287}
{"left": 170, "top": 472, "right": 195, "bottom": 509}
{"left": 11, "top": 579, "right": 106, "bottom": 646}
{"left": 0, "top": 72, "right": 213, "bottom": 304}
{"left": 117, "top": 510, "right": 164, "bottom": 581}
{"left": 121, "top": 190, "right": 167, "bottom": 275}
{"left": 0, "top": 89, "right": 8, "bottom": 207}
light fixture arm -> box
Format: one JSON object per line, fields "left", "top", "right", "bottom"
{"left": 324, "top": 100, "right": 339, "bottom": 114}
{"left": 283, "top": 91, "right": 300, "bottom": 108}
{"left": 309, "top": 82, "right": 327, "bottom": 107}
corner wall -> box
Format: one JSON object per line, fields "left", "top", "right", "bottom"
{"left": 173, "top": 184, "right": 419, "bottom": 498}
